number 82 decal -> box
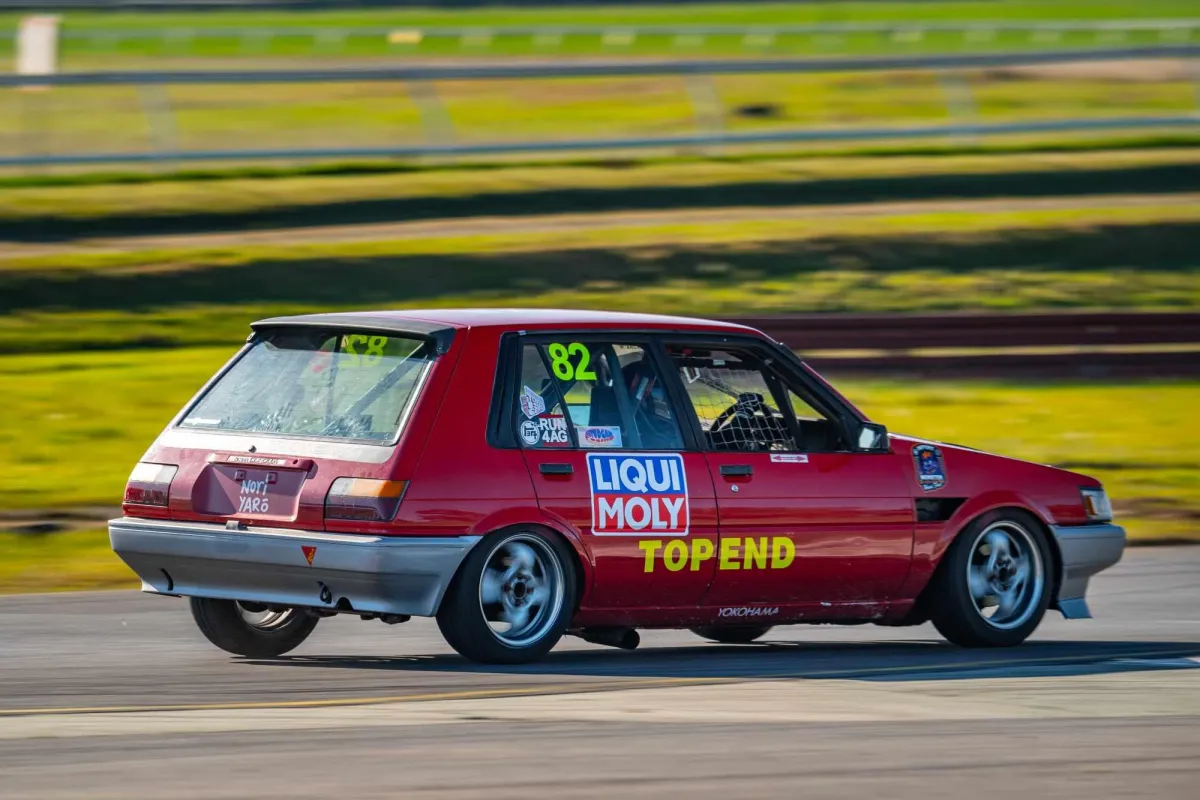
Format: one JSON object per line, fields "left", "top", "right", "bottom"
{"left": 547, "top": 342, "right": 597, "bottom": 381}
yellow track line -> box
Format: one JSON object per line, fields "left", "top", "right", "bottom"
{"left": 2, "top": 646, "right": 1195, "bottom": 718}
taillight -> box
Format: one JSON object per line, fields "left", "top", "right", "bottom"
{"left": 124, "top": 462, "right": 178, "bottom": 507}
{"left": 325, "top": 478, "right": 407, "bottom": 521}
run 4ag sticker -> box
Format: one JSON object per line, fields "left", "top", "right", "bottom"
{"left": 519, "top": 385, "right": 546, "bottom": 419}
{"left": 578, "top": 425, "right": 622, "bottom": 448}
{"left": 770, "top": 453, "right": 808, "bottom": 464}
{"left": 519, "top": 413, "right": 569, "bottom": 447}
{"left": 536, "top": 413, "right": 569, "bottom": 447}
{"left": 587, "top": 453, "right": 688, "bottom": 536}
{"left": 913, "top": 444, "right": 947, "bottom": 492}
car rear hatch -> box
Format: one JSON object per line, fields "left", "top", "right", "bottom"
{"left": 129, "top": 319, "right": 457, "bottom": 532}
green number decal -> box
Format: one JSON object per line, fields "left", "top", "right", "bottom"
{"left": 547, "top": 342, "right": 573, "bottom": 380}
{"left": 568, "top": 342, "right": 596, "bottom": 380}
{"left": 363, "top": 335, "right": 387, "bottom": 366}
{"left": 341, "top": 334, "right": 362, "bottom": 367}
{"left": 547, "top": 342, "right": 596, "bottom": 381}
{"left": 341, "top": 334, "right": 388, "bottom": 368}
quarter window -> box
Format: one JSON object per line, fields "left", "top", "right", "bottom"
{"left": 513, "top": 341, "right": 683, "bottom": 450}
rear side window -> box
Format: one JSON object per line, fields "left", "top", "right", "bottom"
{"left": 513, "top": 341, "right": 683, "bottom": 450}
{"left": 180, "top": 330, "right": 434, "bottom": 443}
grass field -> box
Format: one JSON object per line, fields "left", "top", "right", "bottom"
{"left": 2, "top": 198, "right": 1197, "bottom": 354}
{"left": 0, "top": 1, "right": 1195, "bottom": 69}
{"left": 1, "top": 345, "right": 1194, "bottom": 592}
{"left": 3, "top": 67, "right": 1195, "bottom": 162}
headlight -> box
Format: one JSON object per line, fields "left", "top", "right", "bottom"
{"left": 1080, "top": 487, "right": 1113, "bottom": 522}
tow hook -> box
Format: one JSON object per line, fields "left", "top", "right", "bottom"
{"left": 573, "top": 627, "right": 640, "bottom": 650}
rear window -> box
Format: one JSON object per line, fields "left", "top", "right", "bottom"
{"left": 180, "top": 329, "right": 434, "bottom": 443}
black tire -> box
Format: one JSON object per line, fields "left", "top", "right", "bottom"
{"left": 437, "top": 529, "right": 577, "bottom": 665}
{"left": 928, "top": 509, "right": 1054, "bottom": 648}
{"left": 690, "top": 625, "right": 773, "bottom": 644}
{"left": 189, "top": 598, "right": 318, "bottom": 658}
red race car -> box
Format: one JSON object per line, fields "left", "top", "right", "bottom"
{"left": 110, "top": 309, "right": 1125, "bottom": 663}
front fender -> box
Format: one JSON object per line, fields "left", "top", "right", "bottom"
{"left": 896, "top": 489, "right": 1056, "bottom": 602}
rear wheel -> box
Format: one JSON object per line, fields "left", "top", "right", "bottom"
{"left": 690, "top": 625, "right": 773, "bottom": 644}
{"left": 189, "top": 598, "right": 318, "bottom": 658}
{"left": 437, "top": 529, "right": 576, "bottom": 664}
{"left": 928, "top": 510, "right": 1052, "bottom": 648}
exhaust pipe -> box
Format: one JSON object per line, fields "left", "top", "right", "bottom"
{"left": 576, "top": 627, "right": 640, "bottom": 650}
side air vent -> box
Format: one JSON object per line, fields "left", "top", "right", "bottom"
{"left": 915, "top": 498, "right": 966, "bottom": 523}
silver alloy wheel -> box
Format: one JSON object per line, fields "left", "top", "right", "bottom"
{"left": 966, "top": 521, "right": 1045, "bottom": 630}
{"left": 235, "top": 602, "right": 296, "bottom": 631}
{"left": 478, "top": 533, "right": 565, "bottom": 648}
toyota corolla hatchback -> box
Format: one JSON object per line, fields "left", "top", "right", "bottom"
{"left": 110, "top": 309, "right": 1124, "bottom": 663}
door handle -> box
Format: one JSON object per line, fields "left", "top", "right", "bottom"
{"left": 539, "top": 463, "right": 574, "bottom": 475}
{"left": 720, "top": 464, "right": 753, "bottom": 477}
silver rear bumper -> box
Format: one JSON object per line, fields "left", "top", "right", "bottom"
{"left": 109, "top": 517, "right": 480, "bottom": 617}
{"left": 1050, "top": 522, "right": 1125, "bottom": 619}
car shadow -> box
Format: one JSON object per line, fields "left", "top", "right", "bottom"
{"left": 243, "top": 638, "right": 1200, "bottom": 683}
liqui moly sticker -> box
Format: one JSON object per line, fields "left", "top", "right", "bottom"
{"left": 578, "top": 425, "right": 622, "bottom": 448}
{"left": 519, "top": 385, "right": 546, "bottom": 419}
{"left": 587, "top": 453, "right": 688, "bottom": 536}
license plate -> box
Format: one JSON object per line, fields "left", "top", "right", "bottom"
{"left": 196, "top": 465, "right": 305, "bottom": 519}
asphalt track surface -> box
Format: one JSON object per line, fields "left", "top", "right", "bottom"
{"left": 1, "top": 546, "right": 1198, "bottom": 798}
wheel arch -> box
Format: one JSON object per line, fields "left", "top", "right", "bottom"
{"left": 437, "top": 517, "right": 592, "bottom": 616}
{"left": 910, "top": 501, "right": 1063, "bottom": 619}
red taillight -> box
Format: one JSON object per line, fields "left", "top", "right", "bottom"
{"left": 124, "top": 462, "right": 178, "bottom": 507}
{"left": 324, "top": 478, "right": 407, "bottom": 522}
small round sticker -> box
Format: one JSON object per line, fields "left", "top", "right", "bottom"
{"left": 519, "top": 420, "right": 540, "bottom": 446}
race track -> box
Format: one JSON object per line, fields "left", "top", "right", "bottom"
{"left": 1, "top": 546, "right": 1198, "bottom": 799}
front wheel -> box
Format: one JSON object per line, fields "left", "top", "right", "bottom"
{"left": 437, "top": 529, "right": 576, "bottom": 664}
{"left": 690, "top": 625, "right": 773, "bottom": 644}
{"left": 189, "top": 598, "right": 318, "bottom": 658}
{"left": 928, "top": 510, "right": 1053, "bottom": 648}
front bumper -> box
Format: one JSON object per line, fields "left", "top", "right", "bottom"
{"left": 109, "top": 517, "right": 480, "bottom": 617}
{"left": 1049, "top": 522, "right": 1126, "bottom": 619}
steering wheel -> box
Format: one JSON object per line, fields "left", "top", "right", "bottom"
{"left": 709, "top": 392, "right": 770, "bottom": 436}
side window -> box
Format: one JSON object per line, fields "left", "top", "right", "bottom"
{"left": 668, "top": 345, "right": 843, "bottom": 453}
{"left": 514, "top": 341, "right": 684, "bottom": 451}
{"left": 787, "top": 389, "right": 845, "bottom": 453}
{"left": 514, "top": 345, "right": 571, "bottom": 449}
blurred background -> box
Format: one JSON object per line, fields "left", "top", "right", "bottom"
{"left": 0, "top": 0, "right": 1197, "bottom": 591}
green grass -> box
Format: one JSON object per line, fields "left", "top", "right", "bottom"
{"left": 6, "top": 145, "right": 1199, "bottom": 228}
{"left": 0, "top": 529, "right": 137, "bottom": 594}
{"left": 3, "top": 68, "right": 1194, "bottom": 163}
{"left": 2, "top": 200, "right": 1197, "bottom": 354}
{"left": 0, "top": 2, "right": 1195, "bottom": 69}
{"left": 0, "top": 345, "right": 1193, "bottom": 594}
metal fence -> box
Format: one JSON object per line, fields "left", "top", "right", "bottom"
{"left": 2, "top": 18, "right": 1198, "bottom": 42}
{"left": 0, "top": 17, "right": 1197, "bottom": 62}
{"left": 3, "top": 46, "right": 1198, "bottom": 169}
{"left": 741, "top": 311, "right": 1200, "bottom": 377}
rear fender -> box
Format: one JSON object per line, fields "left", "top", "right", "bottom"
{"left": 462, "top": 506, "right": 595, "bottom": 609}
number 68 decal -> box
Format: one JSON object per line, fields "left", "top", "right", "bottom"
{"left": 341, "top": 334, "right": 387, "bottom": 367}
{"left": 547, "top": 342, "right": 597, "bottom": 381}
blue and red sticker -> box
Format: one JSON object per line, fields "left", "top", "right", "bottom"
{"left": 587, "top": 453, "right": 688, "bottom": 536}
{"left": 912, "top": 444, "right": 947, "bottom": 492}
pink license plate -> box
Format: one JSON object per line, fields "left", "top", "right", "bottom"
{"left": 195, "top": 465, "right": 306, "bottom": 519}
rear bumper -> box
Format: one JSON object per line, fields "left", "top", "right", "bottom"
{"left": 1049, "top": 522, "right": 1126, "bottom": 619}
{"left": 109, "top": 517, "right": 480, "bottom": 617}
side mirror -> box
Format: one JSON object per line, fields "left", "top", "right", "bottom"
{"left": 855, "top": 422, "right": 889, "bottom": 452}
